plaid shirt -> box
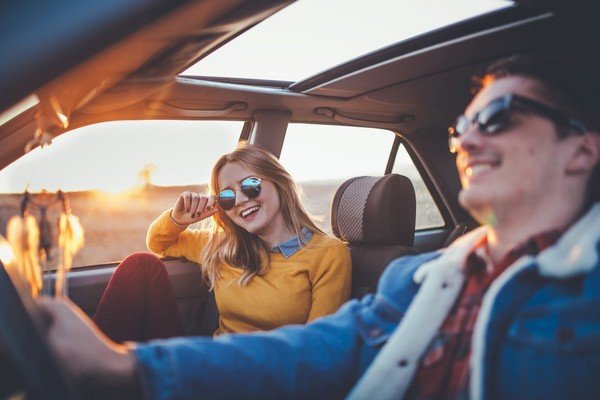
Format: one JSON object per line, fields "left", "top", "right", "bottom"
{"left": 406, "top": 231, "right": 561, "bottom": 400}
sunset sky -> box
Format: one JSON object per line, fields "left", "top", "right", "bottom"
{"left": 0, "top": 0, "right": 508, "bottom": 194}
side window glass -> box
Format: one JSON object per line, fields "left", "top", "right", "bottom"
{"left": 279, "top": 124, "right": 445, "bottom": 233}
{"left": 0, "top": 120, "right": 243, "bottom": 269}
{"left": 392, "top": 144, "right": 444, "bottom": 229}
{"left": 280, "top": 124, "right": 395, "bottom": 234}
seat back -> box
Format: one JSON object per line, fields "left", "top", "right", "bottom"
{"left": 331, "top": 174, "right": 418, "bottom": 299}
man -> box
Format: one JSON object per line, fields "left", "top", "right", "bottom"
{"left": 42, "top": 54, "right": 600, "bottom": 399}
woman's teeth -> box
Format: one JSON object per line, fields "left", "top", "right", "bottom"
{"left": 241, "top": 206, "right": 260, "bottom": 218}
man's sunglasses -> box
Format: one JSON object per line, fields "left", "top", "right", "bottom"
{"left": 217, "top": 177, "right": 262, "bottom": 210}
{"left": 448, "top": 94, "right": 588, "bottom": 153}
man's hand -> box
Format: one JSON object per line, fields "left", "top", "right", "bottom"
{"left": 39, "top": 298, "right": 137, "bottom": 389}
{"left": 171, "top": 192, "right": 217, "bottom": 226}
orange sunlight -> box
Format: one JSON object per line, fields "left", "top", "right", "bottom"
{"left": 0, "top": 120, "right": 242, "bottom": 194}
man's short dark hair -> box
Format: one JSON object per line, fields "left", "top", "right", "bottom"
{"left": 474, "top": 53, "right": 599, "bottom": 132}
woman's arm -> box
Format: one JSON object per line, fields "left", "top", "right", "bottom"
{"left": 146, "top": 210, "right": 209, "bottom": 262}
{"left": 146, "top": 209, "right": 210, "bottom": 262}
{"left": 307, "top": 240, "right": 352, "bottom": 322}
{"left": 146, "top": 192, "right": 217, "bottom": 262}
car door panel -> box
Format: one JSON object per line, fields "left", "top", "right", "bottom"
{"left": 48, "top": 258, "right": 209, "bottom": 336}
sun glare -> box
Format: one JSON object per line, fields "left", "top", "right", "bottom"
{"left": 0, "top": 120, "right": 242, "bottom": 194}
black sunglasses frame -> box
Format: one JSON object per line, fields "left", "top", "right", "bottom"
{"left": 448, "top": 94, "right": 588, "bottom": 153}
{"left": 217, "top": 177, "right": 262, "bottom": 210}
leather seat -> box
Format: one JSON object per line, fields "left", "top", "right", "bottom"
{"left": 331, "top": 174, "right": 418, "bottom": 299}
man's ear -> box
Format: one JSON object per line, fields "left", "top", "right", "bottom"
{"left": 565, "top": 132, "right": 600, "bottom": 174}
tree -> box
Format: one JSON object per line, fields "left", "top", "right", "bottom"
{"left": 138, "top": 164, "right": 157, "bottom": 190}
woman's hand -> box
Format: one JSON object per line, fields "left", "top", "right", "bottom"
{"left": 171, "top": 192, "right": 218, "bottom": 226}
{"left": 39, "top": 298, "right": 138, "bottom": 389}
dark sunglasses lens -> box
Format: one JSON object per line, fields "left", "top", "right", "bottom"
{"left": 240, "top": 177, "right": 261, "bottom": 199}
{"left": 478, "top": 100, "right": 509, "bottom": 135}
{"left": 217, "top": 189, "right": 236, "bottom": 210}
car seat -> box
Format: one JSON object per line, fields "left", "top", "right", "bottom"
{"left": 331, "top": 174, "right": 418, "bottom": 299}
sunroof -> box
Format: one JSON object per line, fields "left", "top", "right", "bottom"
{"left": 182, "top": 0, "right": 512, "bottom": 82}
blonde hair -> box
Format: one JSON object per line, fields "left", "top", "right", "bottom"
{"left": 200, "top": 144, "right": 324, "bottom": 288}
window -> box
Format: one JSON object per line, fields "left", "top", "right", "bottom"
{"left": 0, "top": 120, "right": 242, "bottom": 269}
{"left": 279, "top": 124, "right": 444, "bottom": 234}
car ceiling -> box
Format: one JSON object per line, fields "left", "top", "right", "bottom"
{"left": 70, "top": 5, "right": 554, "bottom": 130}
{"left": 0, "top": 0, "right": 293, "bottom": 168}
{"left": 1, "top": 0, "right": 598, "bottom": 223}
{"left": 0, "top": 2, "right": 590, "bottom": 153}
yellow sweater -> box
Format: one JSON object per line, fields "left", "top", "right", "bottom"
{"left": 147, "top": 210, "right": 352, "bottom": 335}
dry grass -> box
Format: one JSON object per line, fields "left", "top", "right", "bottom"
{"left": 0, "top": 179, "right": 441, "bottom": 269}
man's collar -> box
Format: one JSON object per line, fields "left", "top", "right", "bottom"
{"left": 270, "top": 227, "right": 314, "bottom": 258}
{"left": 413, "top": 202, "right": 600, "bottom": 284}
{"left": 465, "top": 230, "right": 562, "bottom": 275}
{"left": 537, "top": 202, "right": 600, "bottom": 277}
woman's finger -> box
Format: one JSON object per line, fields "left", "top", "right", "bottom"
{"left": 189, "top": 193, "right": 200, "bottom": 217}
{"left": 205, "top": 195, "right": 216, "bottom": 211}
{"left": 182, "top": 192, "right": 191, "bottom": 213}
{"left": 196, "top": 196, "right": 208, "bottom": 218}
{"left": 172, "top": 192, "right": 189, "bottom": 223}
{"left": 203, "top": 207, "right": 218, "bottom": 219}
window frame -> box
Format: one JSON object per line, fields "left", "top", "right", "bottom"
{"left": 276, "top": 122, "right": 449, "bottom": 232}
{"left": 386, "top": 133, "right": 451, "bottom": 230}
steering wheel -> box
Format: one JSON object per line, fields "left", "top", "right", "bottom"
{"left": 0, "top": 261, "right": 78, "bottom": 399}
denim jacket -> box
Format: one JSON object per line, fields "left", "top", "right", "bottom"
{"left": 134, "top": 204, "right": 600, "bottom": 400}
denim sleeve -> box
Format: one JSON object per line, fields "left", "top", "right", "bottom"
{"left": 133, "top": 300, "right": 367, "bottom": 400}
{"left": 133, "top": 252, "right": 436, "bottom": 400}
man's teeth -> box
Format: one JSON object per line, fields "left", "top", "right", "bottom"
{"left": 241, "top": 206, "right": 260, "bottom": 217}
{"left": 465, "top": 164, "right": 493, "bottom": 177}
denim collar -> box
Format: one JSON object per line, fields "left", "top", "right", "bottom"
{"left": 270, "top": 227, "right": 314, "bottom": 258}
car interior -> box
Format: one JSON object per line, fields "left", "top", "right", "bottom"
{"left": 0, "top": 0, "right": 598, "bottom": 398}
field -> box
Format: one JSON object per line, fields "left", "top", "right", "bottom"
{"left": 0, "top": 182, "right": 339, "bottom": 269}
{"left": 0, "top": 179, "right": 441, "bottom": 269}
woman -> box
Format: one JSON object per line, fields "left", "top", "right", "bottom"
{"left": 93, "top": 144, "right": 351, "bottom": 341}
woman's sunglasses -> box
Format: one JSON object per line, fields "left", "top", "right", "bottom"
{"left": 448, "top": 94, "right": 587, "bottom": 153}
{"left": 217, "top": 177, "right": 262, "bottom": 210}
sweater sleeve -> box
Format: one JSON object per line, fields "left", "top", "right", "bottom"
{"left": 146, "top": 209, "right": 210, "bottom": 263}
{"left": 306, "top": 239, "right": 352, "bottom": 322}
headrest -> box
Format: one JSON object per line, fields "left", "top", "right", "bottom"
{"left": 331, "top": 174, "right": 416, "bottom": 246}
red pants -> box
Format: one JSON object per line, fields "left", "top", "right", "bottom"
{"left": 93, "top": 253, "right": 183, "bottom": 343}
